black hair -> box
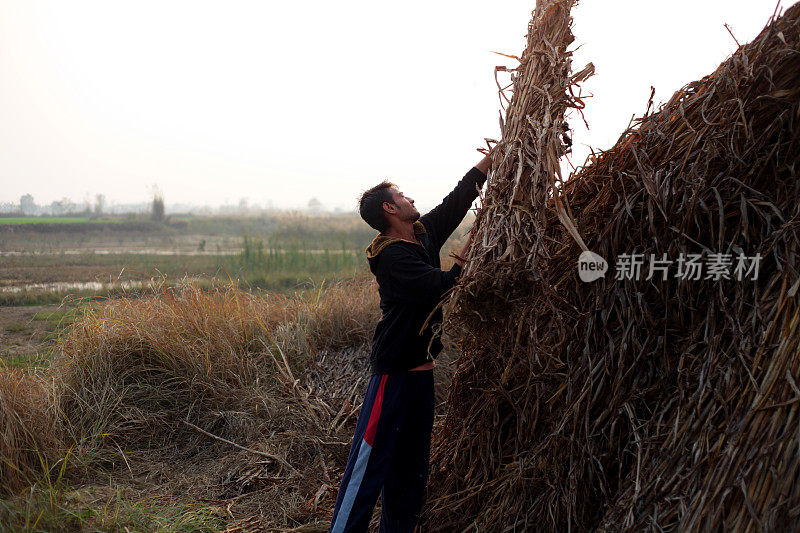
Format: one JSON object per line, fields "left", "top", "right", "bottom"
{"left": 358, "top": 180, "right": 396, "bottom": 233}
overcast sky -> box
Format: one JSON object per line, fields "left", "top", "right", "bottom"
{"left": 0, "top": 0, "right": 782, "bottom": 211}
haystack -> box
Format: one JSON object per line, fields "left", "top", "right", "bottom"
{"left": 425, "top": 1, "right": 800, "bottom": 530}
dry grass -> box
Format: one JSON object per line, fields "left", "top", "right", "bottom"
{"left": 0, "top": 273, "right": 382, "bottom": 529}
{"left": 0, "top": 370, "right": 61, "bottom": 495}
{"left": 425, "top": 1, "right": 800, "bottom": 531}
{"left": 51, "top": 274, "right": 378, "bottom": 449}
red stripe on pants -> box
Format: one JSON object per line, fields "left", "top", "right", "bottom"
{"left": 363, "top": 374, "right": 388, "bottom": 446}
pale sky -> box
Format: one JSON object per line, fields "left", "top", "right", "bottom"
{"left": 0, "top": 0, "right": 782, "bottom": 211}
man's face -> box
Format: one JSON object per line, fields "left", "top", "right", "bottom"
{"left": 385, "top": 187, "right": 419, "bottom": 223}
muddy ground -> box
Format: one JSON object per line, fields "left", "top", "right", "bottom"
{"left": 0, "top": 303, "right": 65, "bottom": 368}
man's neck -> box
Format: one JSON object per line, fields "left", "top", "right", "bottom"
{"left": 384, "top": 221, "right": 417, "bottom": 243}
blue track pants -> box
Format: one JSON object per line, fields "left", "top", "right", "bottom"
{"left": 329, "top": 370, "right": 435, "bottom": 533}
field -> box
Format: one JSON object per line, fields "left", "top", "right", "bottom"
{"left": 0, "top": 217, "right": 103, "bottom": 225}
{"left": 0, "top": 211, "right": 471, "bottom": 531}
{"left": 0, "top": 213, "right": 469, "bottom": 303}
{"left": 1, "top": 215, "right": 347, "bottom": 303}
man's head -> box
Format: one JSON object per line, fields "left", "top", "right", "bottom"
{"left": 358, "top": 180, "right": 419, "bottom": 233}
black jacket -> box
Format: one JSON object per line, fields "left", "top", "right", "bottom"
{"left": 365, "top": 166, "right": 487, "bottom": 374}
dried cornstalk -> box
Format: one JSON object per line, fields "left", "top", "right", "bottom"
{"left": 425, "top": 2, "right": 800, "bottom": 531}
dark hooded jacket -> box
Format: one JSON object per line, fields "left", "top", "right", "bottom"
{"left": 365, "top": 166, "right": 487, "bottom": 374}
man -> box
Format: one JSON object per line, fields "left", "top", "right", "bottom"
{"left": 329, "top": 153, "right": 491, "bottom": 532}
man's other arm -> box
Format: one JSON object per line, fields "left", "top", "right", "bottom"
{"left": 419, "top": 155, "right": 490, "bottom": 249}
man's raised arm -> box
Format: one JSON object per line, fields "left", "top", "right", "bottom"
{"left": 419, "top": 154, "right": 490, "bottom": 250}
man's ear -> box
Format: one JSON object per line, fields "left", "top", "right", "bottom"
{"left": 382, "top": 201, "right": 397, "bottom": 215}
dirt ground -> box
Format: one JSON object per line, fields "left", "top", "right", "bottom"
{"left": 0, "top": 304, "right": 64, "bottom": 367}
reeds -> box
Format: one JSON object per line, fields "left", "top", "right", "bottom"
{"left": 0, "top": 275, "right": 380, "bottom": 529}
{"left": 0, "top": 370, "right": 60, "bottom": 495}
{"left": 51, "top": 276, "right": 378, "bottom": 449}
{"left": 425, "top": 1, "right": 800, "bottom": 530}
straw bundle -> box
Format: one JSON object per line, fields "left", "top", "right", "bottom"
{"left": 425, "top": 1, "right": 800, "bottom": 530}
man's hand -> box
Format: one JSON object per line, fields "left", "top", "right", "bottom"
{"left": 475, "top": 154, "right": 491, "bottom": 175}
{"left": 475, "top": 141, "right": 497, "bottom": 175}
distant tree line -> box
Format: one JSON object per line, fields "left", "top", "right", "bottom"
{"left": 0, "top": 194, "right": 150, "bottom": 217}
{"left": 0, "top": 193, "right": 352, "bottom": 217}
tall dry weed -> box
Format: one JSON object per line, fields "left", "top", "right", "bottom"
{"left": 0, "top": 370, "right": 60, "bottom": 495}
{"left": 50, "top": 275, "right": 379, "bottom": 450}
